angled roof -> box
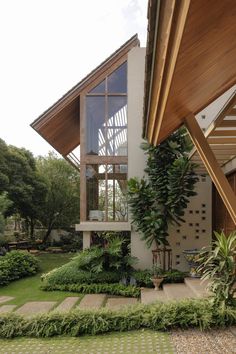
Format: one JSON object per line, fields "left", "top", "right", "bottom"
{"left": 31, "top": 34, "right": 139, "bottom": 156}
{"left": 143, "top": 0, "right": 236, "bottom": 145}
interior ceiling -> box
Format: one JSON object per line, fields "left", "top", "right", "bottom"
{"left": 190, "top": 91, "right": 236, "bottom": 173}
{"left": 144, "top": 0, "right": 236, "bottom": 146}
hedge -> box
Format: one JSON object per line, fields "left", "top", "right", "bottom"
{"left": 0, "top": 299, "right": 235, "bottom": 338}
{"left": 0, "top": 251, "right": 39, "bottom": 286}
{"left": 41, "top": 282, "right": 141, "bottom": 298}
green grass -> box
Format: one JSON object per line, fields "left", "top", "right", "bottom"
{"left": 0, "top": 330, "right": 175, "bottom": 353}
{"left": 0, "top": 253, "right": 81, "bottom": 307}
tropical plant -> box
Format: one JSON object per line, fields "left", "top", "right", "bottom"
{"left": 128, "top": 129, "right": 198, "bottom": 249}
{"left": 198, "top": 231, "right": 236, "bottom": 308}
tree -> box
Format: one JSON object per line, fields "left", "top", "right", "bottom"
{"left": 128, "top": 129, "right": 198, "bottom": 249}
{"left": 0, "top": 193, "right": 12, "bottom": 236}
{"left": 37, "top": 152, "right": 80, "bottom": 243}
{"left": 0, "top": 139, "right": 48, "bottom": 237}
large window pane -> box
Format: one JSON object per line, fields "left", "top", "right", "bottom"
{"left": 86, "top": 96, "right": 105, "bottom": 155}
{"left": 86, "top": 164, "right": 106, "bottom": 221}
{"left": 107, "top": 62, "right": 127, "bottom": 93}
{"left": 107, "top": 96, "right": 127, "bottom": 156}
{"left": 89, "top": 80, "right": 105, "bottom": 94}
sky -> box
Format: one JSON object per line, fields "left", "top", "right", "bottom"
{"left": 0, "top": 0, "right": 148, "bottom": 157}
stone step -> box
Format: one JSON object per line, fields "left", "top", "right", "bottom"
{"left": 79, "top": 294, "right": 106, "bottom": 310}
{"left": 141, "top": 288, "right": 168, "bottom": 305}
{"left": 163, "top": 283, "right": 197, "bottom": 300}
{"left": 15, "top": 301, "right": 57, "bottom": 317}
{"left": 106, "top": 297, "right": 138, "bottom": 310}
{"left": 184, "top": 277, "right": 210, "bottom": 298}
{"left": 55, "top": 297, "right": 79, "bottom": 312}
{"left": 0, "top": 305, "right": 17, "bottom": 313}
{"left": 0, "top": 296, "right": 14, "bottom": 304}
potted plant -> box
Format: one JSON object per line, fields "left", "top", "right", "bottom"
{"left": 150, "top": 263, "right": 164, "bottom": 291}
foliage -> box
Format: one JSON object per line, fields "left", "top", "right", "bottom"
{"left": 0, "top": 299, "right": 235, "bottom": 338}
{"left": 36, "top": 152, "right": 80, "bottom": 242}
{"left": 0, "top": 193, "right": 12, "bottom": 236}
{"left": 198, "top": 231, "right": 236, "bottom": 308}
{"left": 42, "top": 267, "right": 121, "bottom": 286}
{"left": 0, "top": 251, "right": 39, "bottom": 286}
{"left": 42, "top": 236, "right": 137, "bottom": 286}
{"left": 128, "top": 129, "right": 198, "bottom": 248}
{"left": 133, "top": 269, "right": 186, "bottom": 287}
{"left": 0, "top": 138, "right": 48, "bottom": 238}
{"left": 41, "top": 282, "right": 140, "bottom": 298}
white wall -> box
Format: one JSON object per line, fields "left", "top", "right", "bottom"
{"left": 128, "top": 47, "right": 156, "bottom": 269}
{"left": 127, "top": 47, "right": 212, "bottom": 271}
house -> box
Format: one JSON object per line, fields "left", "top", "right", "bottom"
{"left": 31, "top": 0, "right": 236, "bottom": 272}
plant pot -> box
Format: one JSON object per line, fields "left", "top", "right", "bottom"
{"left": 150, "top": 277, "right": 164, "bottom": 291}
{"left": 183, "top": 249, "right": 201, "bottom": 277}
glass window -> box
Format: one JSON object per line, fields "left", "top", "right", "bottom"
{"left": 89, "top": 79, "right": 105, "bottom": 94}
{"left": 107, "top": 96, "right": 127, "bottom": 156}
{"left": 86, "top": 96, "right": 105, "bottom": 155}
{"left": 107, "top": 62, "right": 127, "bottom": 93}
{"left": 86, "top": 164, "right": 128, "bottom": 222}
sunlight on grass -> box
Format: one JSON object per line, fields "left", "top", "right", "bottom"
{"left": 0, "top": 253, "right": 80, "bottom": 307}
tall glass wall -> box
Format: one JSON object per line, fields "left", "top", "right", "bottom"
{"left": 86, "top": 62, "right": 127, "bottom": 156}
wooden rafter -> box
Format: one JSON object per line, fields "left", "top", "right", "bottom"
{"left": 185, "top": 113, "right": 236, "bottom": 225}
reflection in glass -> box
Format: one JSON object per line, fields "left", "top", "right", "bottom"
{"left": 107, "top": 96, "right": 127, "bottom": 156}
{"left": 86, "top": 164, "right": 128, "bottom": 221}
{"left": 89, "top": 79, "right": 105, "bottom": 94}
{"left": 107, "top": 62, "right": 127, "bottom": 93}
{"left": 86, "top": 96, "right": 105, "bottom": 155}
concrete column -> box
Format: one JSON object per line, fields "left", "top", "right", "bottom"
{"left": 83, "top": 231, "right": 91, "bottom": 250}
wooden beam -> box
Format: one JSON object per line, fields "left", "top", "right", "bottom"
{"left": 227, "top": 108, "right": 236, "bottom": 116}
{"left": 185, "top": 113, "right": 236, "bottom": 225}
{"left": 152, "top": 0, "right": 191, "bottom": 145}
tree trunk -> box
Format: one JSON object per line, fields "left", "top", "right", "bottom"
{"left": 30, "top": 218, "right": 35, "bottom": 240}
{"left": 42, "top": 218, "right": 55, "bottom": 244}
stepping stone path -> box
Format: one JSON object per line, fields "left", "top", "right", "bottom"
{"left": 0, "top": 305, "right": 17, "bottom": 313}
{"left": 141, "top": 287, "right": 167, "bottom": 305}
{"left": 79, "top": 294, "right": 106, "bottom": 310}
{"left": 0, "top": 296, "right": 14, "bottom": 304}
{"left": 106, "top": 297, "right": 138, "bottom": 310}
{"left": 16, "top": 301, "right": 57, "bottom": 317}
{"left": 55, "top": 297, "right": 79, "bottom": 312}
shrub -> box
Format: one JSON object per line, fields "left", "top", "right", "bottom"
{"left": 133, "top": 269, "right": 186, "bottom": 287}
{"left": 0, "top": 299, "right": 235, "bottom": 338}
{"left": 42, "top": 266, "right": 121, "bottom": 286}
{"left": 0, "top": 251, "right": 39, "bottom": 286}
{"left": 198, "top": 231, "right": 236, "bottom": 308}
{"left": 41, "top": 282, "right": 140, "bottom": 298}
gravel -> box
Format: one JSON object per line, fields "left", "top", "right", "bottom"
{"left": 171, "top": 328, "right": 236, "bottom": 354}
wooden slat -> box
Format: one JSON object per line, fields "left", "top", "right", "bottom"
{"left": 227, "top": 108, "right": 236, "bottom": 116}
{"left": 207, "top": 138, "right": 236, "bottom": 144}
{"left": 219, "top": 120, "right": 236, "bottom": 127}
{"left": 185, "top": 113, "right": 236, "bottom": 225}
{"left": 210, "top": 130, "right": 236, "bottom": 136}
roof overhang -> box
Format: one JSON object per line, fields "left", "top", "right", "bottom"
{"left": 143, "top": 0, "right": 236, "bottom": 145}
{"left": 31, "top": 34, "right": 139, "bottom": 159}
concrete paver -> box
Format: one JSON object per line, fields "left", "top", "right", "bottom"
{"left": 79, "top": 294, "right": 106, "bottom": 310}
{"left": 55, "top": 297, "right": 79, "bottom": 312}
{"left": 0, "top": 296, "right": 14, "bottom": 304}
{"left": 15, "top": 301, "right": 57, "bottom": 317}
{"left": 0, "top": 305, "right": 17, "bottom": 313}
{"left": 106, "top": 297, "right": 138, "bottom": 310}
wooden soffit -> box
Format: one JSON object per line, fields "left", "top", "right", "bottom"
{"left": 31, "top": 34, "right": 139, "bottom": 156}
{"left": 143, "top": 0, "right": 236, "bottom": 145}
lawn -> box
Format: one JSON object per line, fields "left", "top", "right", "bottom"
{"left": 0, "top": 253, "right": 80, "bottom": 307}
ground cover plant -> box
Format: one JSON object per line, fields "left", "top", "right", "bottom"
{"left": 133, "top": 269, "right": 186, "bottom": 287}
{"left": 0, "top": 253, "right": 77, "bottom": 307}
{"left": 0, "top": 298, "right": 235, "bottom": 338}
{"left": 0, "top": 251, "right": 39, "bottom": 286}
